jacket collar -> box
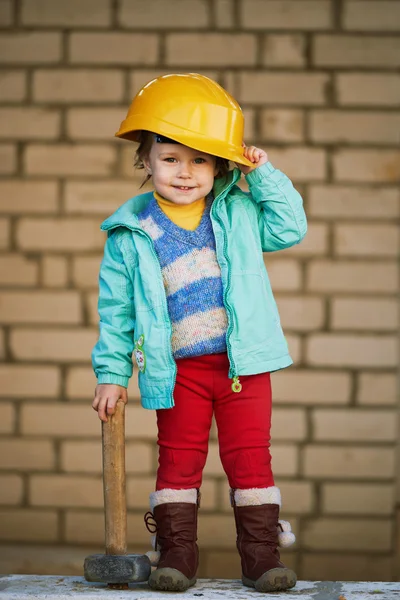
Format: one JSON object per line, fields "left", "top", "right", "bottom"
{"left": 101, "top": 167, "right": 242, "bottom": 232}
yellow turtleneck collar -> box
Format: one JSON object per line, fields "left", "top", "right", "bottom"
{"left": 154, "top": 191, "right": 206, "bottom": 231}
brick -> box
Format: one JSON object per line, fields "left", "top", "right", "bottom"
{"left": 261, "top": 109, "right": 304, "bottom": 142}
{"left": 0, "top": 292, "right": 81, "bottom": 324}
{"left": 302, "top": 553, "right": 393, "bottom": 583}
{"left": 0, "top": 328, "right": 4, "bottom": 360}
{"left": 358, "top": 373, "right": 397, "bottom": 406}
{"left": 336, "top": 73, "right": 400, "bottom": 106}
{"left": 275, "top": 296, "right": 325, "bottom": 332}
{"left": 21, "top": 404, "right": 99, "bottom": 437}
{"left": 0, "top": 0, "right": 12, "bottom": 25}
{"left": 21, "top": 0, "right": 111, "bottom": 26}
{"left": 30, "top": 475, "right": 102, "bottom": 508}
{"left": 344, "top": 1, "right": 400, "bottom": 31}
{"left": 308, "top": 185, "right": 400, "bottom": 220}
{"left": 241, "top": 0, "right": 332, "bottom": 29}
{"left": 198, "top": 515, "right": 237, "bottom": 548}
{"left": 0, "top": 108, "right": 60, "bottom": 141}
{"left": 203, "top": 443, "right": 224, "bottom": 477}
{"left": 0, "top": 439, "right": 54, "bottom": 470}
{"left": 67, "top": 109, "right": 126, "bottom": 142}
{"left": 307, "top": 260, "right": 398, "bottom": 293}
{"left": 65, "top": 181, "right": 133, "bottom": 214}
{"left": 0, "top": 218, "right": 9, "bottom": 248}
{"left": 33, "top": 70, "right": 124, "bottom": 103}
{"left": 17, "top": 219, "right": 105, "bottom": 251}
{"left": 11, "top": 328, "right": 97, "bottom": 362}
{"left": 271, "top": 408, "right": 307, "bottom": 441}
{"left": 272, "top": 370, "right": 351, "bottom": 405}
{"left": 0, "top": 255, "right": 38, "bottom": 286}
{"left": 0, "top": 365, "right": 60, "bottom": 398}
{"left": 0, "top": 475, "right": 23, "bottom": 505}
{"left": 335, "top": 224, "right": 399, "bottom": 258}
{"left": 0, "top": 509, "right": 58, "bottom": 542}
{"left": 314, "top": 35, "right": 400, "bottom": 68}
{"left": 263, "top": 34, "right": 306, "bottom": 67}
{"left": 125, "top": 406, "right": 157, "bottom": 440}
{"left": 322, "top": 483, "right": 394, "bottom": 516}
{"left": 215, "top": 0, "right": 235, "bottom": 28}
{"left": 0, "top": 545, "right": 100, "bottom": 576}
{"left": 166, "top": 34, "right": 256, "bottom": 66}
{"left": 66, "top": 366, "right": 140, "bottom": 400}
{"left": 269, "top": 148, "right": 326, "bottom": 182}
{"left": 129, "top": 70, "right": 219, "bottom": 98}
{"left": 332, "top": 298, "right": 398, "bottom": 331}
{"left": 239, "top": 73, "right": 329, "bottom": 105}
{"left": 126, "top": 476, "right": 154, "bottom": 509}
{"left": 24, "top": 145, "right": 116, "bottom": 177}
{"left": 0, "top": 402, "right": 15, "bottom": 434}
{"left": 310, "top": 110, "right": 400, "bottom": 144}
{"left": 303, "top": 518, "right": 392, "bottom": 551}
{"left": 285, "top": 333, "right": 301, "bottom": 364}
{"left": 42, "top": 256, "right": 69, "bottom": 288}
{"left": 0, "top": 33, "right": 61, "bottom": 64}
{"left": 0, "top": 144, "right": 16, "bottom": 174}
{"left": 264, "top": 258, "right": 302, "bottom": 291}
{"left": 198, "top": 480, "right": 218, "bottom": 511}
{"left": 65, "top": 510, "right": 103, "bottom": 544}
{"left": 69, "top": 33, "right": 158, "bottom": 65}
{"left": 61, "top": 440, "right": 152, "bottom": 475}
{"left": 0, "top": 71, "right": 26, "bottom": 102}
{"left": 334, "top": 149, "right": 400, "bottom": 183}
{"left": 118, "top": 0, "right": 209, "bottom": 28}
{"left": 281, "top": 222, "right": 328, "bottom": 256}
{"left": 313, "top": 409, "right": 397, "bottom": 442}
{"left": 306, "top": 334, "right": 397, "bottom": 368}
{"left": 86, "top": 291, "right": 99, "bottom": 326}
{"left": 270, "top": 444, "right": 298, "bottom": 476}
{"left": 0, "top": 181, "right": 58, "bottom": 214}
{"left": 304, "top": 445, "right": 395, "bottom": 478}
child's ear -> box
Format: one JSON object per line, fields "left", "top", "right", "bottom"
{"left": 142, "top": 156, "right": 152, "bottom": 175}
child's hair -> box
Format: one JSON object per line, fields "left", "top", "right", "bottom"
{"left": 134, "top": 130, "right": 231, "bottom": 188}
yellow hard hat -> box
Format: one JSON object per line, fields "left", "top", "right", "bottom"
{"left": 115, "top": 73, "right": 252, "bottom": 167}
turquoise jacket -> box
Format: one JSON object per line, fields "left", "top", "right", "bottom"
{"left": 92, "top": 162, "right": 307, "bottom": 410}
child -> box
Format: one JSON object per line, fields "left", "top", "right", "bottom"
{"left": 92, "top": 73, "right": 306, "bottom": 593}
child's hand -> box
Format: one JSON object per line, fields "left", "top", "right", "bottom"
{"left": 92, "top": 384, "right": 128, "bottom": 422}
{"left": 236, "top": 145, "right": 268, "bottom": 175}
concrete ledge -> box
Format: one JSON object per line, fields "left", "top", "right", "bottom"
{"left": 0, "top": 575, "right": 399, "bottom": 599}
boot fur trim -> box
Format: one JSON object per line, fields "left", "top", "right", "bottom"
{"left": 234, "top": 486, "right": 281, "bottom": 507}
{"left": 150, "top": 488, "right": 197, "bottom": 511}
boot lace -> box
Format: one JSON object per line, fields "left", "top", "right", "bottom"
{"left": 144, "top": 511, "right": 157, "bottom": 534}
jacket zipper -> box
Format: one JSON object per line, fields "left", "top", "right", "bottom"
{"left": 210, "top": 199, "right": 241, "bottom": 393}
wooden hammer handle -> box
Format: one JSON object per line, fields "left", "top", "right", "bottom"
{"left": 102, "top": 400, "right": 127, "bottom": 555}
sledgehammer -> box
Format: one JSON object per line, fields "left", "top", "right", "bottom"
{"left": 84, "top": 400, "right": 151, "bottom": 589}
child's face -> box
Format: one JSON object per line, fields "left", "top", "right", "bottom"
{"left": 143, "top": 141, "right": 218, "bottom": 205}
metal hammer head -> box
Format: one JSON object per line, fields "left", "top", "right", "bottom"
{"left": 84, "top": 554, "right": 151, "bottom": 584}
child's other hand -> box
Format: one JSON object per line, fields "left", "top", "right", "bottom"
{"left": 236, "top": 145, "right": 268, "bottom": 175}
{"left": 92, "top": 384, "right": 128, "bottom": 422}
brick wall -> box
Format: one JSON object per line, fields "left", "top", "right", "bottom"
{"left": 0, "top": 0, "right": 399, "bottom": 582}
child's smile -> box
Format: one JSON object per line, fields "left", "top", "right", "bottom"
{"left": 144, "top": 141, "right": 218, "bottom": 205}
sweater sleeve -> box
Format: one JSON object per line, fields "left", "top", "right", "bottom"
{"left": 91, "top": 230, "right": 135, "bottom": 388}
{"left": 244, "top": 161, "right": 307, "bottom": 252}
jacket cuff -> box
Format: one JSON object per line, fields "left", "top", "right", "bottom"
{"left": 245, "top": 161, "right": 275, "bottom": 186}
{"left": 97, "top": 373, "right": 129, "bottom": 387}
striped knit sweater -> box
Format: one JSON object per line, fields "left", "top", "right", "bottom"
{"left": 138, "top": 195, "right": 228, "bottom": 359}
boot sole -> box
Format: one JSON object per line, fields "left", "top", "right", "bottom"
{"left": 243, "top": 568, "right": 297, "bottom": 592}
{"left": 148, "top": 567, "right": 196, "bottom": 592}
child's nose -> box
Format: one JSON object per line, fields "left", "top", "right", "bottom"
{"left": 177, "top": 163, "right": 191, "bottom": 177}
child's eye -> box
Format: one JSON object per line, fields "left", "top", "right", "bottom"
{"left": 193, "top": 158, "right": 206, "bottom": 164}
{"left": 163, "top": 157, "right": 176, "bottom": 163}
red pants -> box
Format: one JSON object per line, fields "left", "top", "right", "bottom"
{"left": 156, "top": 353, "right": 274, "bottom": 490}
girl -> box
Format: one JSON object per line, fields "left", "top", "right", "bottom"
{"left": 92, "top": 73, "right": 306, "bottom": 593}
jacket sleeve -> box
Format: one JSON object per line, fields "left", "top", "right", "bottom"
{"left": 244, "top": 161, "right": 307, "bottom": 252}
{"left": 91, "top": 230, "right": 135, "bottom": 388}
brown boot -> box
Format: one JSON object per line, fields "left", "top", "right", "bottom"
{"left": 145, "top": 488, "right": 199, "bottom": 592}
{"left": 232, "top": 487, "right": 297, "bottom": 593}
